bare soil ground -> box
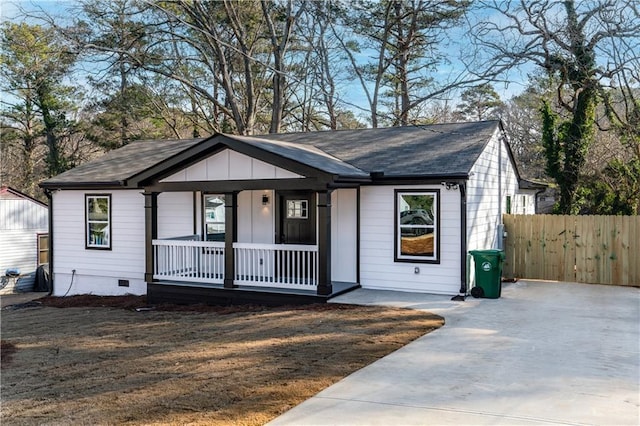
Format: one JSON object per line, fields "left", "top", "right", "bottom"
{"left": 1, "top": 295, "right": 443, "bottom": 425}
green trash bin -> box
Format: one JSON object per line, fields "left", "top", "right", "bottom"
{"left": 469, "top": 249, "right": 505, "bottom": 299}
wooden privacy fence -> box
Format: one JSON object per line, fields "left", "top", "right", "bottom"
{"left": 503, "top": 214, "right": 640, "bottom": 286}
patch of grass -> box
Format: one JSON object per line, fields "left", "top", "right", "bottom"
{"left": 2, "top": 300, "right": 443, "bottom": 425}
{"left": 1, "top": 340, "right": 17, "bottom": 366}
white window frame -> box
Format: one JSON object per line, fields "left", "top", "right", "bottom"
{"left": 286, "top": 199, "right": 308, "bottom": 219}
{"left": 86, "top": 194, "right": 111, "bottom": 250}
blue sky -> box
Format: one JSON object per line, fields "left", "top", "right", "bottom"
{"left": 2, "top": 0, "right": 532, "bottom": 117}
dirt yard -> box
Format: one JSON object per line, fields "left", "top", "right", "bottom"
{"left": 1, "top": 295, "right": 443, "bottom": 425}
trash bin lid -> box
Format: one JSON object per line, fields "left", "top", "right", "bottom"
{"left": 469, "top": 249, "right": 504, "bottom": 257}
{"left": 5, "top": 268, "right": 20, "bottom": 277}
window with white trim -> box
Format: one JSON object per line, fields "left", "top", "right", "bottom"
{"left": 395, "top": 190, "right": 439, "bottom": 263}
{"left": 86, "top": 195, "right": 111, "bottom": 249}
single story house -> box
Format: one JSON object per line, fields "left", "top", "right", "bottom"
{"left": 40, "top": 120, "right": 538, "bottom": 305}
{"left": 0, "top": 186, "right": 49, "bottom": 293}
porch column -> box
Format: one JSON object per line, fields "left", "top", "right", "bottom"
{"left": 317, "top": 190, "right": 333, "bottom": 295}
{"left": 224, "top": 192, "right": 238, "bottom": 288}
{"left": 143, "top": 191, "right": 159, "bottom": 283}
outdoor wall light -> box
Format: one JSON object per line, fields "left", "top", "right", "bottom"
{"left": 262, "top": 194, "right": 270, "bottom": 205}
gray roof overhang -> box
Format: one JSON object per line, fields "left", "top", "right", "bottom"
{"left": 131, "top": 133, "right": 371, "bottom": 188}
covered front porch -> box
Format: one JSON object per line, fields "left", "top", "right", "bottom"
{"left": 147, "top": 232, "right": 359, "bottom": 305}
{"left": 135, "top": 134, "right": 368, "bottom": 305}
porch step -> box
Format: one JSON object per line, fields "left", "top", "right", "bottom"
{"left": 147, "top": 281, "right": 359, "bottom": 307}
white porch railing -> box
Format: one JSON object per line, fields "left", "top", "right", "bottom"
{"left": 152, "top": 239, "right": 318, "bottom": 290}
{"left": 153, "top": 239, "right": 225, "bottom": 284}
{"left": 234, "top": 243, "right": 318, "bottom": 289}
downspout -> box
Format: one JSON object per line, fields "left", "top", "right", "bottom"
{"left": 45, "top": 189, "right": 54, "bottom": 296}
{"left": 497, "top": 134, "right": 505, "bottom": 250}
{"left": 498, "top": 135, "right": 503, "bottom": 224}
{"left": 452, "top": 182, "right": 467, "bottom": 301}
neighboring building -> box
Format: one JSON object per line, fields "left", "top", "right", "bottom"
{"left": 0, "top": 186, "right": 49, "bottom": 292}
{"left": 535, "top": 187, "right": 558, "bottom": 214}
{"left": 40, "top": 120, "right": 536, "bottom": 304}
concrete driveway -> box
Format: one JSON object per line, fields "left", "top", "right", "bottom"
{"left": 269, "top": 281, "right": 640, "bottom": 425}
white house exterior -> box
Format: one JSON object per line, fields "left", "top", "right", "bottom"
{"left": 0, "top": 186, "right": 49, "bottom": 292}
{"left": 41, "top": 121, "right": 538, "bottom": 304}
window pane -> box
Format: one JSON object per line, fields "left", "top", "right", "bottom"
{"left": 400, "top": 228, "right": 434, "bottom": 257}
{"left": 399, "top": 195, "right": 434, "bottom": 225}
{"left": 39, "top": 250, "right": 49, "bottom": 265}
{"left": 205, "top": 195, "right": 225, "bottom": 222}
{"left": 206, "top": 223, "right": 225, "bottom": 241}
{"left": 287, "top": 200, "right": 308, "bottom": 219}
{"left": 88, "top": 197, "right": 109, "bottom": 221}
{"left": 88, "top": 222, "right": 110, "bottom": 246}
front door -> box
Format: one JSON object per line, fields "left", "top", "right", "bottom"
{"left": 278, "top": 191, "right": 316, "bottom": 245}
{"left": 276, "top": 191, "right": 316, "bottom": 283}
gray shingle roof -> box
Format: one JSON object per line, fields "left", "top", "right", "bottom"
{"left": 41, "top": 121, "right": 502, "bottom": 188}
{"left": 228, "top": 134, "right": 369, "bottom": 178}
{"left": 41, "top": 138, "right": 205, "bottom": 187}
{"left": 259, "top": 121, "right": 500, "bottom": 177}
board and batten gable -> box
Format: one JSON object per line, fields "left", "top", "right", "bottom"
{"left": 466, "top": 128, "right": 520, "bottom": 252}
{"left": 52, "top": 190, "right": 146, "bottom": 296}
{"left": 359, "top": 184, "right": 461, "bottom": 294}
{"left": 160, "top": 149, "right": 302, "bottom": 182}
{"left": 0, "top": 192, "right": 48, "bottom": 284}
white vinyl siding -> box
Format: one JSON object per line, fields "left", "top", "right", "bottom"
{"left": 0, "top": 197, "right": 48, "bottom": 230}
{"left": 359, "top": 185, "right": 460, "bottom": 295}
{"left": 467, "top": 130, "right": 520, "bottom": 252}
{"left": 466, "top": 130, "right": 522, "bottom": 288}
{"left": 331, "top": 189, "right": 357, "bottom": 283}
{"left": 0, "top": 196, "right": 48, "bottom": 281}
{"left": 52, "top": 190, "right": 146, "bottom": 296}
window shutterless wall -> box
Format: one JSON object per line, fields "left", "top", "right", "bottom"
{"left": 52, "top": 190, "right": 146, "bottom": 296}
{"left": 360, "top": 185, "right": 460, "bottom": 295}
